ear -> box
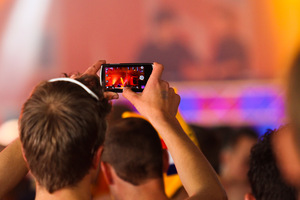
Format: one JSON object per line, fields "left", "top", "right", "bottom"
{"left": 20, "top": 141, "right": 27, "bottom": 163}
{"left": 92, "top": 146, "right": 103, "bottom": 169}
{"left": 20, "top": 143, "right": 30, "bottom": 170}
{"left": 162, "top": 150, "right": 169, "bottom": 173}
{"left": 244, "top": 193, "right": 256, "bottom": 200}
{"left": 101, "top": 161, "right": 114, "bottom": 185}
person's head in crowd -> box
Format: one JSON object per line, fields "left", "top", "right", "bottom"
{"left": 287, "top": 50, "right": 300, "bottom": 151}
{"left": 273, "top": 50, "right": 300, "bottom": 190}
{"left": 106, "top": 103, "right": 134, "bottom": 126}
{"left": 19, "top": 74, "right": 111, "bottom": 195}
{"left": 218, "top": 126, "right": 258, "bottom": 200}
{"left": 245, "top": 127, "right": 297, "bottom": 200}
{"left": 190, "top": 125, "right": 221, "bottom": 173}
{"left": 101, "top": 117, "right": 169, "bottom": 199}
{"left": 272, "top": 124, "right": 300, "bottom": 190}
{"left": 219, "top": 126, "right": 258, "bottom": 183}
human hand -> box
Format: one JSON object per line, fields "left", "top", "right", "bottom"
{"left": 71, "top": 60, "right": 119, "bottom": 100}
{"left": 122, "top": 62, "right": 180, "bottom": 120}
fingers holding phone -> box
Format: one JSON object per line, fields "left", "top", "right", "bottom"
{"left": 104, "top": 92, "right": 119, "bottom": 100}
{"left": 84, "top": 60, "right": 106, "bottom": 75}
{"left": 123, "top": 62, "right": 180, "bottom": 120}
{"left": 69, "top": 60, "right": 106, "bottom": 79}
{"left": 167, "top": 87, "right": 181, "bottom": 117}
{"left": 69, "top": 60, "right": 119, "bottom": 100}
{"left": 157, "top": 80, "right": 180, "bottom": 117}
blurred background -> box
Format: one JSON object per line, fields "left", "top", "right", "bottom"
{"left": 0, "top": 0, "right": 299, "bottom": 134}
{"left": 1, "top": 0, "right": 300, "bottom": 135}
{"left": 1, "top": 0, "right": 300, "bottom": 199}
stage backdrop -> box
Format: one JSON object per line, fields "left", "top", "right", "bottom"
{"left": 0, "top": 0, "right": 300, "bottom": 129}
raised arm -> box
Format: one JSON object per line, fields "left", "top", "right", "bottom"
{"left": 0, "top": 138, "right": 28, "bottom": 197}
{"left": 123, "top": 62, "right": 227, "bottom": 200}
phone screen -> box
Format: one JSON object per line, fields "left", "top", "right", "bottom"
{"left": 100, "top": 63, "right": 153, "bottom": 93}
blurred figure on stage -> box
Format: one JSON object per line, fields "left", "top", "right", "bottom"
{"left": 136, "top": 8, "right": 198, "bottom": 81}
{"left": 203, "top": 6, "right": 250, "bottom": 80}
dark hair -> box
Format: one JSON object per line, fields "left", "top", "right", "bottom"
{"left": 288, "top": 50, "right": 300, "bottom": 153}
{"left": 248, "top": 128, "right": 297, "bottom": 200}
{"left": 107, "top": 104, "right": 134, "bottom": 126}
{"left": 191, "top": 125, "right": 222, "bottom": 173}
{"left": 19, "top": 75, "right": 111, "bottom": 193}
{"left": 221, "top": 126, "right": 258, "bottom": 150}
{"left": 101, "top": 117, "right": 163, "bottom": 185}
{"left": 153, "top": 8, "right": 176, "bottom": 25}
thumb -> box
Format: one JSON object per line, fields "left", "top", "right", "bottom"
{"left": 148, "top": 62, "right": 164, "bottom": 82}
{"left": 83, "top": 60, "right": 106, "bottom": 75}
{"left": 122, "top": 87, "right": 140, "bottom": 105}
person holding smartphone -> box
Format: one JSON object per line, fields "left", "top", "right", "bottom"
{"left": 0, "top": 60, "right": 226, "bottom": 200}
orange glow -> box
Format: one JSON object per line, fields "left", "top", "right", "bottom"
{"left": 0, "top": 0, "right": 6, "bottom": 8}
{"left": 112, "top": 77, "right": 116, "bottom": 85}
{"left": 268, "top": 0, "right": 300, "bottom": 77}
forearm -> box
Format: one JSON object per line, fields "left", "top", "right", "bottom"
{"left": 0, "top": 138, "right": 28, "bottom": 197}
{"left": 149, "top": 114, "right": 227, "bottom": 200}
{"left": 122, "top": 62, "right": 226, "bottom": 199}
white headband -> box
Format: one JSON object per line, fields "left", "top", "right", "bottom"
{"left": 48, "top": 77, "right": 99, "bottom": 101}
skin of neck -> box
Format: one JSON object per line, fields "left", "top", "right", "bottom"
{"left": 109, "top": 167, "right": 169, "bottom": 200}
{"left": 35, "top": 172, "right": 95, "bottom": 200}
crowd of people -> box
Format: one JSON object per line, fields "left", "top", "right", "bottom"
{"left": 0, "top": 51, "right": 300, "bottom": 200}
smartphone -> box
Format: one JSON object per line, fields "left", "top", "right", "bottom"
{"left": 100, "top": 63, "right": 153, "bottom": 93}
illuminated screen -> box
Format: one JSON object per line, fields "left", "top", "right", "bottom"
{"left": 101, "top": 63, "right": 152, "bottom": 92}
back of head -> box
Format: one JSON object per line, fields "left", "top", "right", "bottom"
{"left": 219, "top": 126, "right": 258, "bottom": 184}
{"left": 101, "top": 117, "right": 163, "bottom": 185}
{"left": 106, "top": 104, "right": 134, "bottom": 126}
{"left": 19, "top": 75, "right": 111, "bottom": 193}
{"left": 248, "top": 128, "right": 296, "bottom": 200}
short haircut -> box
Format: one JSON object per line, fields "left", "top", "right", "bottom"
{"left": 101, "top": 117, "right": 163, "bottom": 185}
{"left": 248, "top": 128, "right": 296, "bottom": 199}
{"left": 19, "top": 75, "right": 111, "bottom": 193}
{"left": 288, "top": 50, "right": 300, "bottom": 153}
